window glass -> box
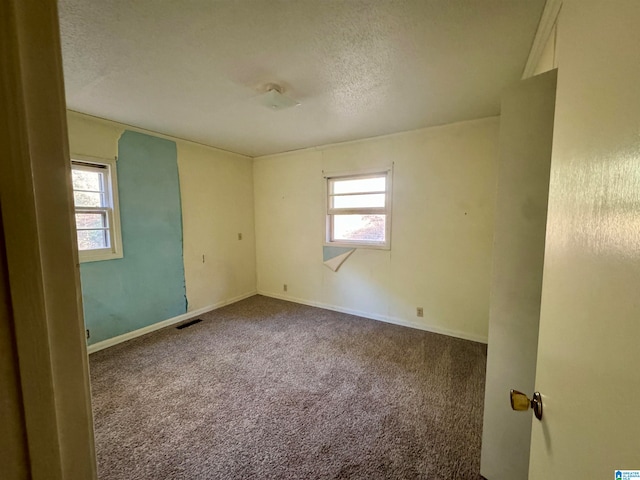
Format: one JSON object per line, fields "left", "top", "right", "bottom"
{"left": 332, "top": 193, "right": 385, "bottom": 209}
{"left": 72, "top": 169, "right": 103, "bottom": 191}
{"left": 333, "top": 214, "right": 386, "bottom": 243}
{"left": 77, "top": 229, "right": 109, "bottom": 250}
{"left": 326, "top": 171, "right": 391, "bottom": 248}
{"left": 332, "top": 177, "right": 385, "bottom": 194}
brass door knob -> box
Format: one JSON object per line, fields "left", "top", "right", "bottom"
{"left": 510, "top": 389, "right": 543, "bottom": 420}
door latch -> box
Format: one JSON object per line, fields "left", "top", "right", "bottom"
{"left": 510, "top": 389, "right": 543, "bottom": 420}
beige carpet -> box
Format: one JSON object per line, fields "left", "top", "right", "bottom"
{"left": 90, "top": 295, "right": 487, "bottom": 479}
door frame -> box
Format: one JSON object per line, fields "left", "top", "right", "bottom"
{"left": 0, "top": 1, "right": 97, "bottom": 478}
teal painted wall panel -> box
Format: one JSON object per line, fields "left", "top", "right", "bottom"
{"left": 323, "top": 246, "right": 355, "bottom": 262}
{"left": 80, "top": 131, "right": 186, "bottom": 344}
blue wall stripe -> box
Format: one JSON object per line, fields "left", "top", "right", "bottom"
{"left": 80, "top": 131, "right": 187, "bottom": 344}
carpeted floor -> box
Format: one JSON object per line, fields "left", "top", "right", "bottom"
{"left": 89, "top": 295, "right": 487, "bottom": 479}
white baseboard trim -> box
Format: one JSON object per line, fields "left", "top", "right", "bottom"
{"left": 257, "top": 290, "right": 488, "bottom": 344}
{"left": 87, "top": 291, "right": 257, "bottom": 354}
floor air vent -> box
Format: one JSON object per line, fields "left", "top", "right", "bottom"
{"left": 176, "top": 319, "right": 202, "bottom": 330}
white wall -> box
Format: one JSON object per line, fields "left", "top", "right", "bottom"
{"left": 66, "top": 111, "right": 256, "bottom": 315}
{"left": 254, "top": 117, "right": 499, "bottom": 342}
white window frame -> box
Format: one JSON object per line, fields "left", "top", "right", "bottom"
{"left": 324, "top": 167, "right": 393, "bottom": 250}
{"left": 71, "top": 155, "right": 123, "bottom": 262}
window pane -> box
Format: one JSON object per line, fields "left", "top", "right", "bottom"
{"left": 332, "top": 193, "right": 385, "bottom": 209}
{"left": 332, "top": 176, "right": 385, "bottom": 194}
{"left": 72, "top": 169, "right": 103, "bottom": 192}
{"left": 75, "top": 212, "right": 107, "bottom": 229}
{"left": 77, "top": 229, "right": 109, "bottom": 250}
{"left": 333, "top": 214, "right": 386, "bottom": 243}
{"left": 74, "top": 191, "right": 104, "bottom": 207}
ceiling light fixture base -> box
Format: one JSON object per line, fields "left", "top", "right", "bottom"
{"left": 259, "top": 84, "right": 300, "bottom": 111}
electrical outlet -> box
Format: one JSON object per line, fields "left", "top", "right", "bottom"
{"left": 238, "top": 233, "right": 242, "bottom": 240}
{"left": 416, "top": 307, "right": 424, "bottom": 317}
{"left": 283, "top": 284, "right": 288, "bottom": 292}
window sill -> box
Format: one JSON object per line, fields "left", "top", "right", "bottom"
{"left": 324, "top": 241, "right": 390, "bottom": 251}
{"left": 78, "top": 249, "right": 123, "bottom": 263}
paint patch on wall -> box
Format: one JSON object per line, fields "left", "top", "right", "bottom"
{"left": 323, "top": 246, "right": 355, "bottom": 272}
{"left": 80, "top": 131, "right": 187, "bottom": 344}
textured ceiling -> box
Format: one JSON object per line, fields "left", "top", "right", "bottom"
{"left": 59, "top": 0, "right": 545, "bottom": 157}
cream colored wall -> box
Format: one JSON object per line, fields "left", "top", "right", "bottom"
{"left": 66, "top": 111, "right": 256, "bottom": 314}
{"left": 254, "top": 117, "right": 499, "bottom": 342}
{"left": 177, "top": 142, "right": 256, "bottom": 311}
{"left": 67, "top": 111, "right": 123, "bottom": 160}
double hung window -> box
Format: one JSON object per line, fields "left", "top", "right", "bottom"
{"left": 325, "top": 169, "right": 392, "bottom": 249}
{"left": 71, "top": 157, "right": 123, "bottom": 262}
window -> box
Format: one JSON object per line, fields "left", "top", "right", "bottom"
{"left": 71, "top": 157, "right": 123, "bottom": 262}
{"left": 325, "top": 169, "right": 392, "bottom": 249}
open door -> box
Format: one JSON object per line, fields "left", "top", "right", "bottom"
{"left": 480, "top": 70, "right": 557, "bottom": 479}
{"left": 529, "top": 1, "right": 640, "bottom": 477}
